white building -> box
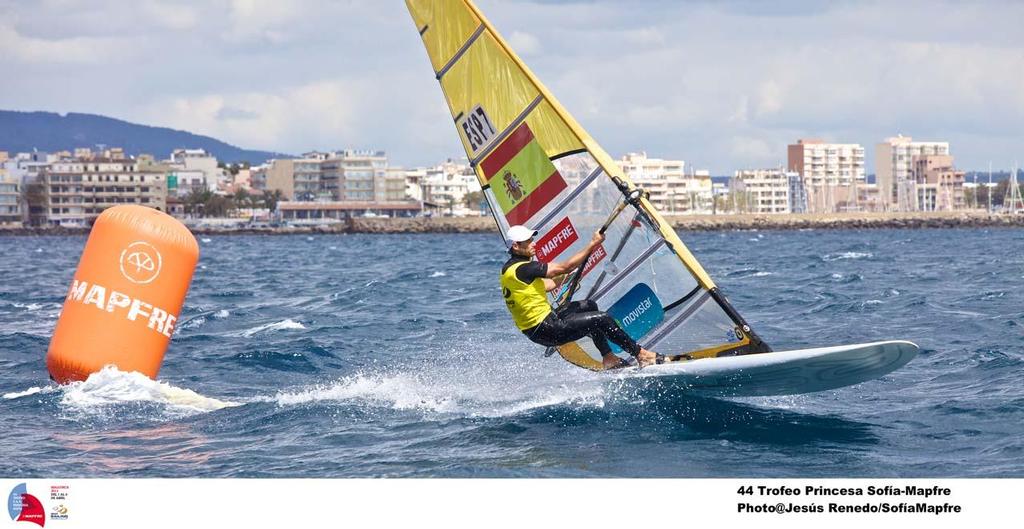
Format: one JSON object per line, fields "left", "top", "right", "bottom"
{"left": 421, "top": 159, "right": 482, "bottom": 216}
{"left": 787, "top": 139, "right": 866, "bottom": 213}
{"left": 731, "top": 168, "right": 798, "bottom": 214}
{"left": 2, "top": 151, "right": 57, "bottom": 185}
{"left": 42, "top": 152, "right": 167, "bottom": 227}
{"left": 167, "top": 149, "right": 221, "bottom": 195}
{"left": 876, "top": 135, "right": 950, "bottom": 211}
{"left": 618, "top": 152, "right": 712, "bottom": 214}
{"left": 0, "top": 159, "right": 20, "bottom": 225}
{"left": 168, "top": 169, "right": 209, "bottom": 196}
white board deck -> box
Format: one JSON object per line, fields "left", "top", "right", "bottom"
{"left": 622, "top": 340, "right": 919, "bottom": 397}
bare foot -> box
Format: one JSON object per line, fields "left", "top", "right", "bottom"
{"left": 636, "top": 348, "right": 657, "bottom": 368}
{"left": 598, "top": 351, "right": 630, "bottom": 368}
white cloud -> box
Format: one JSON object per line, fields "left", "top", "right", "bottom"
{"left": 222, "top": 0, "right": 304, "bottom": 44}
{"left": 0, "top": 24, "right": 133, "bottom": 64}
{"left": 141, "top": 1, "right": 200, "bottom": 31}
{"left": 1, "top": 0, "right": 1022, "bottom": 173}
{"left": 140, "top": 80, "right": 364, "bottom": 152}
{"left": 507, "top": 31, "right": 542, "bottom": 57}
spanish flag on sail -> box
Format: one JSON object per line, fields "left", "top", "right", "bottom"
{"left": 481, "top": 123, "right": 567, "bottom": 225}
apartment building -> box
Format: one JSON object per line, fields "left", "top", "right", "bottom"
{"left": 167, "top": 149, "right": 221, "bottom": 195}
{"left": 911, "top": 154, "right": 964, "bottom": 211}
{"left": 618, "top": 152, "right": 712, "bottom": 213}
{"left": 41, "top": 151, "right": 167, "bottom": 227}
{"left": 731, "top": 169, "right": 798, "bottom": 214}
{"left": 876, "top": 135, "right": 950, "bottom": 211}
{"left": 421, "top": 159, "right": 482, "bottom": 216}
{"left": 264, "top": 150, "right": 407, "bottom": 204}
{"left": 787, "top": 139, "right": 866, "bottom": 213}
{"left": 0, "top": 167, "right": 21, "bottom": 226}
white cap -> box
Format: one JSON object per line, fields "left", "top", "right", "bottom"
{"left": 506, "top": 225, "right": 537, "bottom": 243}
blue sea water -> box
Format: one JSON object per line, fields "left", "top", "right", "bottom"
{"left": 1, "top": 228, "right": 1022, "bottom": 478}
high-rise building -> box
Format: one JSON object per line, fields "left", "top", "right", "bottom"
{"left": 787, "top": 139, "right": 865, "bottom": 213}
{"left": 876, "top": 136, "right": 949, "bottom": 211}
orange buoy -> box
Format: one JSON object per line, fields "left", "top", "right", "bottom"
{"left": 46, "top": 205, "right": 199, "bottom": 383}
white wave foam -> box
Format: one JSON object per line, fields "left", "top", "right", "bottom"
{"left": 235, "top": 319, "right": 306, "bottom": 337}
{"left": 214, "top": 309, "right": 230, "bottom": 318}
{"left": 430, "top": 271, "right": 447, "bottom": 278}
{"left": 201, "top": 238, "right": 212, "bottom": 243}
{"left": 178, "top": 316, "right": 207, "bottom": 330}
{"left": 272, "top": 367, "right": 608, "bottom": 418}
{"left": 3, "top": 385, "right": 59, "bottom": 399}
{"left": 60, "top": 366, "right": 239, "bottom": 413}
{"left": 823, "top": 252, "right": 873, "bottom": 261}
{"left": 275, "top": 373, "right": 458, "bottom": 412}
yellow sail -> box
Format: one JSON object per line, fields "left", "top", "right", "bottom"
{"left": 406, "top": 0, "right": 771, "bottom": 369}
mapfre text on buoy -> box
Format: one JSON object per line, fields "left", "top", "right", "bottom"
{"left": 64, "top": 279, "right": 177, "bottom": 337}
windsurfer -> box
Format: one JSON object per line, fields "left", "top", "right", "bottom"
{"left": 500, "top": 224, "right": 659, "bottom": 369}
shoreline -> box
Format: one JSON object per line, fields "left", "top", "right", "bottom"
{"left": 2, "top": 211, "right": 1023, "bottom": 236}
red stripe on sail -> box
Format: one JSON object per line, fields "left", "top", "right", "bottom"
{"left": 504, "top": 170, "right": 567, "bottom": 226}
{"left": 480, "top": 123, "right": 534, "bottom": 180}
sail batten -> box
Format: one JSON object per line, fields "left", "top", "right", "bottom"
{"left": 436, "top": 24, "right": 485, "bottom": 80}
{"left": 406, "top": 0, "right": 772, "bottom": 367}
{"left": 469, "top": 95, "right": 544, "bottom": 168}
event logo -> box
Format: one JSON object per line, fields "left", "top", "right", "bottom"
{"left": 49, "top": 505, "right": 67, "bottom": 522}
{"left": 7, "top": 483, "right": 45, "bottom": 527}
{"left": 119, "top": 241, "right": 162, "bottom": 285}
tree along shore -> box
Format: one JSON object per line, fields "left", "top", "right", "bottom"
{"left": 3, "top": 211, "right": 1024, "bottom": 236}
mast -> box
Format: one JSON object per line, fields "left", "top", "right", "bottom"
{"left": 1006, "top": 162, "right": 1023, "bottom": 214}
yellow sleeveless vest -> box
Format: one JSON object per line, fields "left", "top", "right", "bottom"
{"left": 501, "top": 261, "right": 552, "bottom": 330}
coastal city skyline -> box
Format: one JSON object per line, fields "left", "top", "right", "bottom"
{"left": 4, "top": 133, "right": 1022, "bottom": 229}
{"left": 2, "top": 1, "right": 1023, "bottom": 174}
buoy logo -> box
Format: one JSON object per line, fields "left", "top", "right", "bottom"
{"left": 7, "top": 483, "right": 46, "bottom": 527}
{"left": 119, "top": 241, "right": 163, "bottom": 285}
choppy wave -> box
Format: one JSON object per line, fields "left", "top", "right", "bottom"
{"left": 3, "top": 230, "right": 1023, "bottom": 478}
{"left": 234, "top": 319, "right": 306, "bottom": 337}
{"left": 822, "top": 251, "right": 873, "bottom": 261}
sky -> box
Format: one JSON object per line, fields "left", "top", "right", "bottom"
{"left": 1, "top": 0, "right": 1022, "bottom": 174}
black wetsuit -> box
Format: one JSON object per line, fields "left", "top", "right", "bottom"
{"left": 502, "top": 254, "right": 642, "bottom": 358}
